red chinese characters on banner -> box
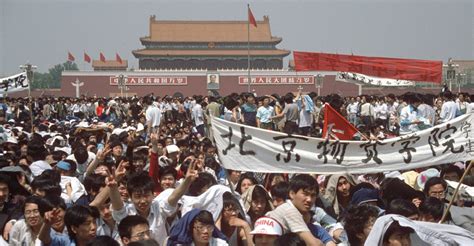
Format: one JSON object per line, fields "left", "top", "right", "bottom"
{"left": 109, "top": 77, "right": 187, "bottom": 86}
{"left": 293, "top": 51, "right": 442, "bottom": 83}
{"left": 238, "top": 76, "right": 314, "bottom": 85}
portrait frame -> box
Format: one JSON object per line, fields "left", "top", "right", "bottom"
{"left": 207, "top": 73, "right": 220, "bottom": 90}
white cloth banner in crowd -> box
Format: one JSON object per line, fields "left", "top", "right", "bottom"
{"left": 336, "top": 71, "right": 415, "bottom": 87}
{"left": 0, "top": 72, "right": 29, "bottom": 96}
{"left": 212, "top": 113, "right": 474, "bottom": 174}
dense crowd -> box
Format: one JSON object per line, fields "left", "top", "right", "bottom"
{"left": 0, "top": 89, "right": 472, "bottom": 246}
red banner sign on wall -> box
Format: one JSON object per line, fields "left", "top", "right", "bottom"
{"left": 238, "top": 76, "right": 314, "bottom": 85}
{"left": 109, "top": 76, "right": 187, "bottom": 86}
{"left": 293, "top": 51, "right": 442, "bottom": 83}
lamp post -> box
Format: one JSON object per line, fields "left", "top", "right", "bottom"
{"left": 444, "top": 58, "right": 458, "bottom": 92}
{"left": 117, "top": 74, "right": 127, "bottom": 98}
{"left": 457, "top": 73, "right": 466, "bottom": 94}
{"left": 19, "top": 62, "right": 37, "bottom": 132}
{"left": 316, "top": 74, "right": 323, "bottom": 96}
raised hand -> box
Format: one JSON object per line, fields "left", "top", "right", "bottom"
{"left": 44, "top": 208, "right": 62, "bottom": 225}
{"left": 115, "top": 160, "right": 129, "bottom": 181}
{"left": 97, "top": 144, "right": 112, "bottom": 161}
{"left": 185, "top": 158, "right": 199, "bottom": 182}
{"left": 106, "top": 167, "right": 118, "bottom": 188}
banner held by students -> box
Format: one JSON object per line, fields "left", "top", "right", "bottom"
{"left": 211, "top": 114, "right": 474, "bottom": 174}
{"left": 0, "top": 72, "right": 29, "bottom": 96}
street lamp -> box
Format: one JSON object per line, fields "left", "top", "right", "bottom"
{"left": 316, "top": 74, "right": 323, "bottom": 96}
{"left": 457, "top": 73, "right": 466, "bottom": 94}
{"left": 117, "top": 74, "right": 127, "bottom": 98}
{"left": 444, "top": 58, "right": 459, "bottom": 91}
{"left": 19, "top": 62, "right": 37, "bottom": 132}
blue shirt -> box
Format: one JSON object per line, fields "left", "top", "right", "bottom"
{"left": 308, "top": 223, "right": 333, "bottom": 244}
{"left": 48, "top": 230, "right": 75, "bottom": 246}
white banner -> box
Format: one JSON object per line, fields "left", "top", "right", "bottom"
{"left": 336, "top": 71, "right": 415, "bottom": 87}
{"left": 0, "top": 72, "right": 29, "bottom": 96}
{"left": 212, "top": 114, "right": 474, "bottom": 174}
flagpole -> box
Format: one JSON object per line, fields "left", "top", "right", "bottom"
{"left": 247, "top": 4, "right": 251, "bottom": 93}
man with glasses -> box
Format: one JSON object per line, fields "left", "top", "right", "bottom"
{"left": 118, "top": 215, "right": 152, "bottom": 245}
{"left": 423, "top": 177, "right": 447, "bottom": 201}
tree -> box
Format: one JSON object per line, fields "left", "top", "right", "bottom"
{"left": 30, "top": 61, "right": 79, "bottom": 89}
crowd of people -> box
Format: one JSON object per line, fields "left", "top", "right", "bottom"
{"left": 0, "top": 89, "right": 472, "bottom": 246}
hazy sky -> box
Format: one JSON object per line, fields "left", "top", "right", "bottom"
{"left": 1, "top": 0, "right": 473, "bottom": 75}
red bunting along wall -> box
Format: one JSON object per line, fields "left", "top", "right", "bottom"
{"left": 293, "top": 51, "right": 442, "bottom": 83}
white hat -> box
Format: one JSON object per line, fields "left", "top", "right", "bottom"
{"left": 250, "top": 217, "right": 283, "bottom": 236}
{"left": 166, "top": 144, "right": 180, "bottom": 154}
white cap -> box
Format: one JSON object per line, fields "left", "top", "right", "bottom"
{"left": 166, "top": 144, "right": 180, "bottom": 154}
{"left": 250, "top": 217, "right": 283, "bottom": 236}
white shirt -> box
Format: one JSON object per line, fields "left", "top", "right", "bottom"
{"left": 146, "top": 105, "right": 162, "bottom": 128}
{"left": 96, "top": 218, "right": 120, "bottom": 242}
{"left": 60, "top": 176, "right": 87, "bottom": 203}
{"left": 399, "top": 105, "right": 420, "bottom": 135}
{"left": 30, "top": 160, "right": 52, "bottom": 177}
{"left": 375, "top": 103, "right": 388, "bottom": 120}
{"left": 192, "top": 104, "right": 204, "bottom": 126}
{"left": 66, "top": 151, "right": 96, "bottom": 176}
{"left": 112, "top": 196, "right": 177, "bottom": 246}
{"left": 360, "top": 103, "right": 375, "bottom": 118}
{"left": 347, "top": 102, "right": 359, "bottom": 114}
{"left": 440, "top": 101, "right": 458, "bottom": 123}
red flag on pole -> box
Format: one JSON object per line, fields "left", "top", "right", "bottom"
{"left": 99, "top": 52, "right": 106, "bottom": 63}
{"left": 322, "top": 103, "right": 359, "bottom": 140}
{"left": 248, "top": 6, "right": 257, "bottom": 27}
{"left": 84, "top": 52, "right": 91, "bottom": 63}
{"left": 67, "top": 52, "right": 75, "bottom": 62}
{"left": 116, "top": 53, "right": 123, "bottom": 64}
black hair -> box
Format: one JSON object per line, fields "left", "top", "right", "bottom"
{"left": 27, "top": 140, "right": 48, "bottom": 161}
{"left": 386, "top": 199, "right": 419, "bottom": 218}
{"left": 382, "top": 222, "right": 414, "bottom": 244}
{"left": 289, "top": 174, "right": 318, "bottom": 194}
{"left": 343, "top": 204, "right": 379, "bottom": 246}
{"left": 40, "top": 169, "right": 61, "bottom": 184}
{"left": 127, "top": 171, "right": 154, "bottom": 195}
{"left": 190, "top": 210, "right": 214, "bottom": 232}
{"left": 349, "top": 182, "right": 376, "bottom": 199}
{"left": 22, "top": 195, "right": 43, "bottom": 213}
{"left": 235, "top": 173, "right": 258, "bottom": 194}
{"left": 222, "top": 192, "right": 244, "bottom": 219}
{"left": 73, "top": 145, "right": 89, "bottom": 164}
{"left": 423, "top": 177, "right": 447, "bottom": 195}
{"left": 274, "top": 232, "right": 305, "bottom": 246}
{"left": 284, "top": 94, "right": 294, "bottom": 104}
{"left": 39, "top": 195, "right": 67, "bottom": 217}
{"left": 86, "top": 235, "right": 120, "bottom": 246}
{"left": 271, "top": 181, "right": 289, "bottom": 200}
{"left": 440, "top": 164, "right": 463, "bottom": 180}
{"left": 30, "top": 179, "right": 62, "bottom": 197}
{"left": 83, "top": 174, "right": 106, "bottom": 194}
{"left": 188, "top": 172, "right": 217, "bottom": 196}
{"left": 252, "top": 185, "right": 270, "bottom": 201}
{"left": 419, "top": 197, "right": 445, "bottom": 221}
{"left": 158, "top": 166, "right": 178, "bottom": 180}
{"left": 380, "top": 178, "right": 421, "bottom": 205}
{"left": 118, "top": 215, "right": 150, "bottom": 239}
{"left": 64, "top": 205, "right": 99, "bottom": 240}
{"left": 0, "top": 173, "right": 10, "bottom": 187}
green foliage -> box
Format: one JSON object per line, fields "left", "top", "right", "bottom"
{"left": 31, "top": 61, "right": 78, "bottom": 89}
